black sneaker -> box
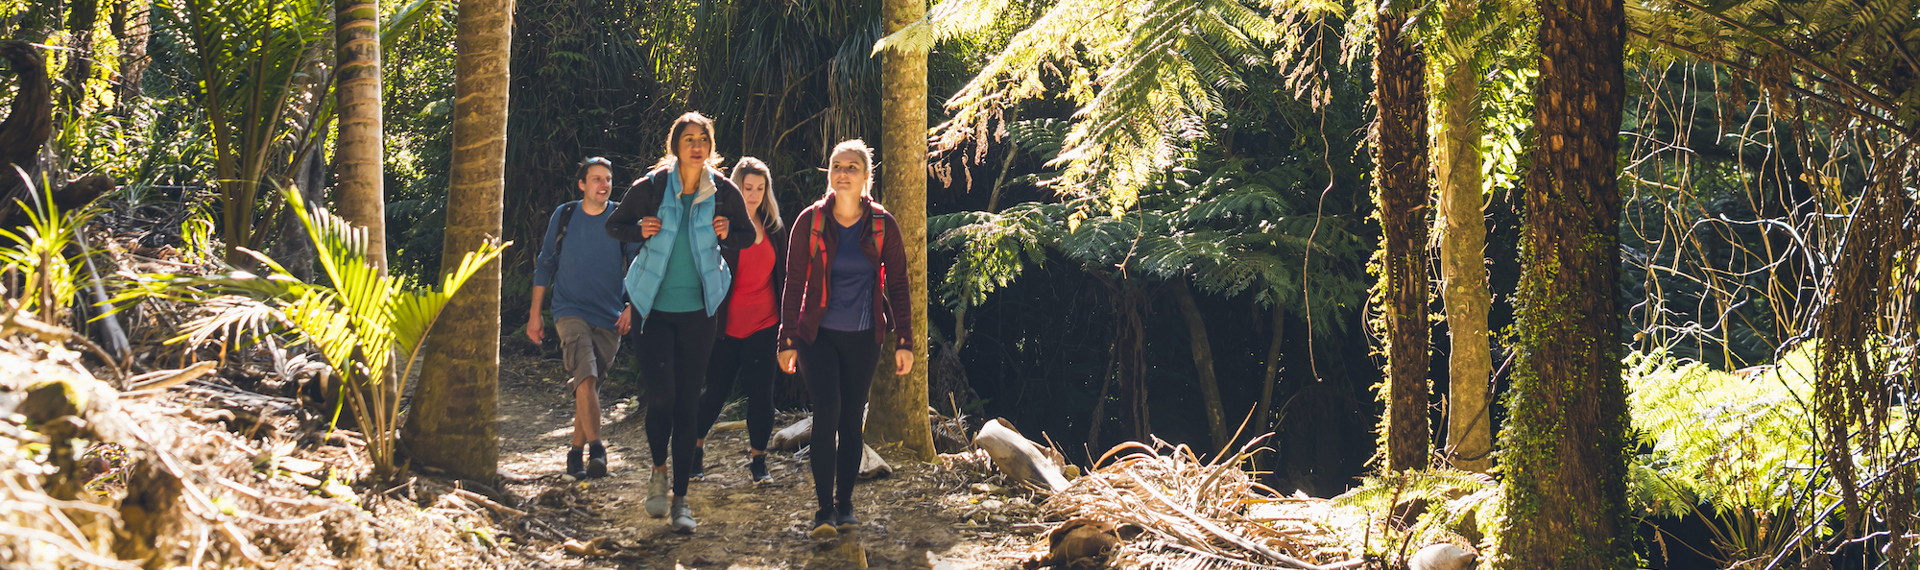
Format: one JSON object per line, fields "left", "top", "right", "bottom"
{"left": 834, "top": 503, "right": 858, "bottom": 531}
{"left": 689, "top": 446, "right": 705, "bottom": 481}
{"left": 808, "top": 509, "right": 838, "bottom": 540}
{"left": 566, "top": 447, "right": 586, "bottom": 478}
{"left": 586, "top": 442, "right": 609, "bottom": 478}
{"left": 748, "top": 454, "right": 771, "bottom": 483}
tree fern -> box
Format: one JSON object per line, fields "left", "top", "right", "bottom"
{"left": 880, "top": 0, "right": 1342, "bottom": 206}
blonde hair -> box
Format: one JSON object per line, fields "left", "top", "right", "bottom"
{"left": 826, "top": 139, "right": 874, "bottom": 198}
{"left": 652, "top": 111, "right": 725, "bottom": 170}
{"left": 730, "top": 157, "right": 783, "bottom": 234}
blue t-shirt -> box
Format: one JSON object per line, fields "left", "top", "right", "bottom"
{"left": 532, "top": 203, "right": 633, "bottom": 330}
{"left": 821, "top": 219, "right": 875, "bottom": 332}
{"left": 653, "top": 192, "right": 705, "bottom": 313}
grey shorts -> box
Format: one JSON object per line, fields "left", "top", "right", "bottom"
{"left": 555, "top": 316, "right": 620, "bottom": 392}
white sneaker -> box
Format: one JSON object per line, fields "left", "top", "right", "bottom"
{"left": 670, "top": 499, "right": 697, "bottom": 533}
{"left": 645, "top": 469, "right": 669, "bottom": 517}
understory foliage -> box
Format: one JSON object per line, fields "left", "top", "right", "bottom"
{"left": 884, "top": 0, "right": 1344, "bottom": 208}
{"left": 113, "top": 188, "right": 504, "bottom": 476}
{"left": 1625, "top": 346, "right": 1836, "bottom": 565}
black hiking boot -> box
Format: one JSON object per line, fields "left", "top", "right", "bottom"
{"left": 748, "top": 454, "right": 771, "bottom": 483}
{"left": 566, "top": 446, "right": 586, "bottom": 478}
{"left": 586, "top": 441, "right": 609, "bottom": 478}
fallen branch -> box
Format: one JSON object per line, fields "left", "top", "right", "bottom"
{"left": 452, "top": 489, "right": 527, "bottom": 518}
{"left": 1125, "top": 470, "right": 1326, "bottom": 570}
{"left": 0, "top": 524, "right": 140, "bottom": 570}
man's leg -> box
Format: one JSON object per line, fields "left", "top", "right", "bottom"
{"left": 574, "top": 376, "right": 600, "bottom": 445}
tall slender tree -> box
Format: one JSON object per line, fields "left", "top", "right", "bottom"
{"left": 869, "top": 0, "right": 936, "bottom": 462}
{"left": 335, "top": 0, "right": 385, "bottom": 273}
{"left": 1372, "top": 0, "right": 1431, "bottom": 473}
{"left": 402, "top": 0, "right": 511, "bottom": 482}
{"left": 1496, "top": 0, "right": 1630, "bottom": 562}
{"left": 1432, "top": 0, "right": 1494, "bottom": 473}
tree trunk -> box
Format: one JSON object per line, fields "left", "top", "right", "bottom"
{"left": 1115, "top": 283, "right": 1151, "bottom": 443}
{"left": 1433, "top": 5, "right": 1492, "bottom": 473}
{"left": 110, "top": 0, "right": 150, "bottom": 113}
{"left": 402, "top": 0, "right": 511, "bottom": 483}
{"left": 1496, "top": 0, "right": 1629, "bottom": 563}
{"left": 866, "top": 0, "right": 935, "bottom": 463}
{"left": 1372, "top": 0, "right": 1431, "bottom": 473}
{"left": 1252, "top": 302, "right": 1284, "bottom": 448}
{"left": 1171, "top": 278, "right": 1229, "bottom": 454}
{"left": 60, "top": 0, "right": 101, "bottom": 113}
{"left": 334, "top": 0, "right": 385, "bottom": 273}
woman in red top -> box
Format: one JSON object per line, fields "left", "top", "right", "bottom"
{"left": 777, "top": 140, "right": 913, "bottom": 537}
{"left": 692, "top": 157, "right": 785, "bottom": 484}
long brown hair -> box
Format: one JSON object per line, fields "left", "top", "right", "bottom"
{"left": 730, "top": 157, "right": 784, "bottom": 233}
{"left": 652, "top": 111, "right": 725, "bottom": 170}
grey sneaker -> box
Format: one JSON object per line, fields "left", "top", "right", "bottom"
{"left": 669, "top": 499, "right": 697, "bottom": 533}
{"left": 645, "top": 469, "right": 669, "bottom": 517}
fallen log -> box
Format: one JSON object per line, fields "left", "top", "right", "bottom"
{"left": 972, "top": 418, "right": 1069, "bottom": 492}
{"left": 770, "top": 417, "right": 811, "bottom": 451}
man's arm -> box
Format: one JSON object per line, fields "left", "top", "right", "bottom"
{"left": 527, "top": 285, "right": 548, "bottom": 344}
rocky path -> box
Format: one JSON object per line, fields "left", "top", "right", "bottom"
{"left": 491, "top": 353, "right": 1036, "bottom": 569}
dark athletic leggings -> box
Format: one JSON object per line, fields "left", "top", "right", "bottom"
{"left": 697, "top": 326, "right": 777, "bottom": 452}
{"left": 635, "top": 309, "right": 717, "bottom": 497}
{"left": 797, "top": 327, "right": 881, "bottom": 510}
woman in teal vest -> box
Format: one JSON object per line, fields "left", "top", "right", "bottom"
{"left": 606, "top": 111, "right": 754, "bottom": 533}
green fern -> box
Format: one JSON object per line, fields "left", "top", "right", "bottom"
{"left": 1622, "top": 344, "right": 1859, "bottom": 564}
{"left": 881, "top": 0, "right": 1341, "bottom": 207}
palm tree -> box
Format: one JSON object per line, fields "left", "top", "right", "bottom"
{"left": 1496, "top": 0, "right": 1630, "bottom": 564}
{"left": 402, "top": 0, "right": 511, "bottom": 482}
{"left": 869, "top": 0, "right": 936, "bottom": 462}
{"left": 335, "top": 0, "right": 386, "bottom": 273}
{"left": 1372, "top": 0, "right": 1431, "bottom": 473}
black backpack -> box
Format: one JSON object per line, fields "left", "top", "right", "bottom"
{"left": 551, "top": 200, "right": 633, "bottom": 270}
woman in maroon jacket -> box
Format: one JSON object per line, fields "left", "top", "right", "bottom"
{"left": 776, "top": 140, "right": 913, "bottom": 537}
{"left": 692, "top": 157, "right": 785, "bottom": 484}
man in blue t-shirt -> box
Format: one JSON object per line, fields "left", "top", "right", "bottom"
{"left": 528, "top": 157, "right": 636, "bottom": 479}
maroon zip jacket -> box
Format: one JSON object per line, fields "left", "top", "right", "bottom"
{"left": 777, "top": 193, "right": 913, "bottom": 352}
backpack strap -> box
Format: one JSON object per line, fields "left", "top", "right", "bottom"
{"left": 553, "top": 200, "right": 581, "bottom": 261}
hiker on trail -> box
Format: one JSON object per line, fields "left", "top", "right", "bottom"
{"left": 606, "top": 111, "right": 754, "bottom": 534}
{"left": 776, "top": 139, "right": 914, "bottom": 538}
{"left": 691, "top": 156, "right": 785, "bottom": 485}
{"left": 527, "top": 156, "right": 637, "bottom": 481}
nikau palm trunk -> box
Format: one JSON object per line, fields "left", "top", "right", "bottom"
{"left": 402, "top": 0, "right": 511, "bottom": 482}
{"left": 868, "top": 0, "right": 936, "bottom": 462}
{"left": 335, "top": 0, "right": 386, "bottom": 273}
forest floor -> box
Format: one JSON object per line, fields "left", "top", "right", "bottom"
{"left": 491, "top": 351, "right": 1039, "bottom": 569}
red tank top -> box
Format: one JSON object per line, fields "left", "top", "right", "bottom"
{"left": 724, "top": 236, "right": 779, "bottom": 338}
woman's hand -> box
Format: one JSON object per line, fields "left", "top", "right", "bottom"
{"left": 778, "top": 349, "right": 799, "bottom": 374}
{"left": 713, "top": 216, "right": 730, "bottom": 240}
{"left": 639, "top": 216, "right": 662, "bottom": 238}
{"left": 616, "top": 305, "right": 634, "bottom": 335}
{"left": 894, "top": 349, "right": 913, "bottom": 375}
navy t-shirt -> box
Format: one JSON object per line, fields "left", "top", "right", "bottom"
{"left": 820, "top": 219, "right": 875, "bottom": 332}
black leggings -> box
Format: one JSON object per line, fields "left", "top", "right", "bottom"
{"left": 635, "top": 309, "right": 716, "bottom": 497}
{"left": 697, "top": 326, "right": 777, "bottom": 451}
{"left": 797, "top": 327, "right": 880, "bottom": 510}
